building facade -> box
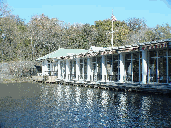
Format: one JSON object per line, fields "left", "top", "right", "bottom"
{"left": 37, "top": 39, "right": 171, "bottom": 84}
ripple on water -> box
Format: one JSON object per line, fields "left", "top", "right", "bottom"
{"left": 0, "top": 83, "right": 171, "bottom": 127}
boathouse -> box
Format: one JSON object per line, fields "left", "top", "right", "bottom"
{"left": 36, "top": 39, "right": 171, "bottom": 85}
{"left": 36, "top": 48, "right": 89, "bottom": 81}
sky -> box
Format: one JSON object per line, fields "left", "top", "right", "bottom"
{"left": 4, "top": 0, "right": 171, "bottom": 28}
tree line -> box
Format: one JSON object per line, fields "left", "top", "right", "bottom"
{"left": 0, "top": 2, "right": 171, "bottom": 62}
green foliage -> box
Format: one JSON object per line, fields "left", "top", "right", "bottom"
{"left": 145, "top": 30, "right": 156, "bottom": 41}
{"left": 0, "top": 2, "right": 171, "bottom": 62}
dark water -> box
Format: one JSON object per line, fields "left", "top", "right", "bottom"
{"left": 0, "top": 82, "right": 171, "bottom": 127}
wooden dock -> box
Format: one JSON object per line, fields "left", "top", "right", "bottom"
{"left": 32, "top": 76, "right": 57, "bottom": 83}
{"left": 32, "top": 77, "right": 171, "bottom": 95}
{"left": 61, "top": 81, "right": 171, "bottom": 95}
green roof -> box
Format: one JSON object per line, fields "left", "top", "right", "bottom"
{"left": 36, "top": 48, "right": 88, "bottom": 61}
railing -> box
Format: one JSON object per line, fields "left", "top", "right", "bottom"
{"left": 79, "top": 74, "right": 84, "bottom": 80}
{"left": 37, "top": 73, "right": 42, "bottom": 76}
{"left": 108, "top": 75, "right": 115, "bottom": 81}
{"left": 68, "top": 74, "right": 76, "bottom": 80}
{"left": 43, "top": 75, "right": 48, "bottom": 81}
{"left": 97, "top": 74, "right": 102, "bottom": 81}
{"left": 93, "top": 75, "right": 97, "bottom": 81}
{"left": 84, "top": 74, "right": 87, "bottom": 80}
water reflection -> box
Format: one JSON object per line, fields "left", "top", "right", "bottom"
{"left": 56, "top": 84, "right": 63, "bottom": 99}
{"left": 75, "top": 87, "right": 81, "bottom": 106}
{"left": 118, "top": 93, "right": 127, "bottom": 113}
{"left": 64, "top": 85, "right": 71, "bottom": 106}
{"left": 141, "top": 96, "right": 151, "bottom": 115}
{"left": 86, "top": 89, "right": 94, "bottom": 107}
{"left": 0, "top": 83, "right": 171, "bottom": 127}
{"left": 101, "top": 90, "right": 109, "bottom": 108}
{"left": 117, "top": 93, "right": 128, "bottom": 127}
{"left": 100, "top": 90, "right": 110, "bottom": 127}
{"left": 141, "top": 96, "right": 154, "bottom": 127}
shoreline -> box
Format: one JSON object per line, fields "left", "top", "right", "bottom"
{"left": 1, "top": 74, "right": 171, "bottom": 96}
{"left": 0, "top": 61, "right": 40, "bottom": 84}
{"left": 0, "top": 76, "right": 35, "bottom": 84}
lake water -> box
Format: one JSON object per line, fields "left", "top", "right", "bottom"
{"left": 0, "top": 82, "right": 171, "bottom": 127}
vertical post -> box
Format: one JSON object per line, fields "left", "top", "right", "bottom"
{"left": 112, "top": 54, "right": 113, "bottom": 75}
{"left": 49, "top": 61, "right": 51, "bottom": 76}
{"left": 55, "top": 61, "right": 58, "bottom": 74}
{"left": 58, "top": 60, "right": 61, "bottom": 79}
{"left": 147, "top": 51, "right": 149, "bottom": 83}
{"left": 131, "top": 53, "right": 133, "bottom": 83}
{"left": 166, "top": 49, "right": 169, "bottom": 84}
{"left": 87, "top": 58, "right": 91, "bottom": 81}
{"left": 53, "top": 63, "right": 55, "bottom": 76}
{"left": 47, "top": 61, "right": 49, "bottom": 76}
{"left": 139, "top": 52, "right": 141, "bottom": 83}
{"left": 76, "top": 58, "right": 80, "bottom": 80}
{"left": 83, "top": 58, "right": 85, "bottom": 80}
{"left": 111, "top": 18, "right": 113, "bottom": 48}
{"left": 66, "top": 59, "right": 70, "bottom": 80}
{"left": 102, "top": 55, "right": 107, "bottom": 82}
{"left": 72, "top": 60, "right": 74, "bottom": 79}
{"left": 95, "top": 56, "right": 98, "bottom": 81}
{"left": 118, "top": 55, "right": 120, "bottom": 81}
{"left": 111, "top": 9, "right": 116, "bottom": 48}
{"left": 42, "top": 60, "right": 45, "bottom": 76}
{"left": 157, "top": 51, "right": 159, "bottom": 83}
{"left": 147, "top": 51, "right": 150, "bottom": 83}
{"left": 51, "top": 63, "right": 53, "bottom": 76}
{"left": 142, "top": 50, "right": 147, "bottom": 84}
{"left": 61, "top": 60, "right": 64, "bottom": 79}
{"left": 43, "top": 60, "right": 48, "bottom": 76}
{"left": 119, "top": 53, "right": 125, "bottom": 83}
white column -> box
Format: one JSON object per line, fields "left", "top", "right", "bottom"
{"left": 52, "top": 63, "right": 55, "bottom": 76}
{"left": 157, "top": 51, "right": 159, "bottom": 83}
{"left": 53, "top": 63, "right": 55, "bottom": 76}
{"left": 50, "top": 63, "right": 53, "bottom": 76}
{"left": 131, "top": 53, "right": 133, "bottom": 83}
{"left": 42, "top": 60, "right": 45, "bottom": 76}
{"left": 71, "top": 60, "right": 74, "bottom": 78}
{"left": 139, "top": 52, "right": 141, "bottom": 82}
{"left": 102, "top": 55, "right": 107, "bottom": 82}
{"left": 76, "top": 58, "right": 80, "bottom": 80}
{"left": 111, "top": 54, "right": 113, "bottom": 75}
{"left": 166, "top": 49, "right": 169, "bottom": 84}
{"left": 58, "top": 60, "right": 61, "bottom": 79}
{"left": 66, "top": 59, "right": 70, "bottom": 80}
{"left": 118, "top": 55, "right": 120, "bottom": 81}
{"left": 142, "top": 50, "right": 147, "bottom": 84}
{"left": 95, "top": 57, "right": 98, "bottom": 80}
{"left": 87, "top": 58, "right": 91, "bottom": 81}
{"left": 62, "top": 60, "right": 65, "bottom": 79}
{"left": 55, "top": 61, "right": 58, "bottom": 74}
{"left": 83, "top": 58, "right": 85, "bottom": 80}
{"left": 147, "top": 51, "right": 150, "bottom": 83}
{"left": 91, "top": 59, "right": 93, "bottom": 80}
{"left": 119, "top": 53, "right": 125, "bottom": 83}
{"left": 42, "top": 60, "right": 48, "bottom": 76}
